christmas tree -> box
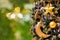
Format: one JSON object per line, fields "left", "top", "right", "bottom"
{"left": 31, "top": 0, "right": 60, "bottom": 40}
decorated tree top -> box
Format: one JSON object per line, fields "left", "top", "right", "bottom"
{"left": 31, "top": 0, "right": 60, "bottom": 40}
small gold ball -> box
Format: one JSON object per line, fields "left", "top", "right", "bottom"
{"left": 49, "top": 21, "right": 56, "bottom": 28}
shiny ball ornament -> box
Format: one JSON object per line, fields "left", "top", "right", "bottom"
{"left": 49, "top": 21, "right": 57, "bottom": 28}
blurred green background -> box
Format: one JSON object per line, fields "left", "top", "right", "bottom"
{"left": 0, "top": 0, "right": 34, "bottom": 40}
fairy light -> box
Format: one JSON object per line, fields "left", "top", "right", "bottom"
{"left": 10, "top": 14, "right": 16, "bottom": 19}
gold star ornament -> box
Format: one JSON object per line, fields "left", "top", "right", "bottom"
{"left": 43, "top": 3, "right": 55, "bottom": 15}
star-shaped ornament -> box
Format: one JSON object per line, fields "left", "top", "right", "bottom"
{"left": 43, "top": 3, "right": 55, "bottom": 15}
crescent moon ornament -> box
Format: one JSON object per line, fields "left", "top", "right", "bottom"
{"left": 35, "top": 21, "right": 50, "bottom": 38}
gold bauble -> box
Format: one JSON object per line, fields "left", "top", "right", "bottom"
{"left": 49, "top": 21, "right": 57, "bottom": 28}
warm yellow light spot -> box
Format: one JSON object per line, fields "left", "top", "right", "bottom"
{"left": 49, "top": 21, "right": 57, "bottom": 28}
{"left": 6, "top": 13, "right": 11, "bottom": 18}
{"left": 14, "top": 7, "right": 20, "bottom": 13}
{"left": 35, "top": 2, "right": 38, "bottom": 4}
{"left": 22, "top": 9, "right": 28, "bottom": 15}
